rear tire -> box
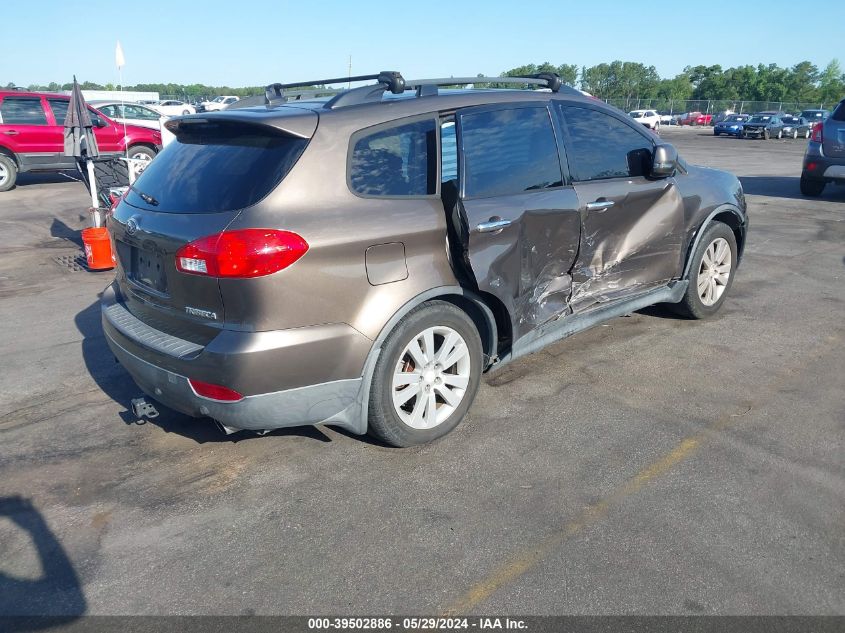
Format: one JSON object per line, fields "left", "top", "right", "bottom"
{"left": 0, "top": 154, "right": 18, "bottom": 192}
{"left": 367, "top": 301, "right": 483, "bottom": 447}
{"left": 800, "top": 174, "right": 825, "bottom": 197}
{"left": 777, "top": 129, "right": 783, "bottom": 139}
{"left": 792, "top": 130, "right": 798, "bottom": 139}
{"left": 804, "top": 129, "right": 811, "bottom": 139}
{"left": 672, "top": 222, "right": 737, "bottom": 320}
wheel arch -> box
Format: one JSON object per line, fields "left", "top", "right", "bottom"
{"left": 682, "top": 204, "right": 746, "bottom": 280}
{"left": 333, "top": 286, "right": 504, "bottom": 436}
{"left": 0, "top": 145, "right": 19, "bottom": 166}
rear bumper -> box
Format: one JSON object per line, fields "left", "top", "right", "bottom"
{"left": 106, "top": 337, "right": 362, "bottom": 431}
{"left": 802, "top": 145, "right": 845, "bottom": 182}
{"left": 101, "top": 282, "right": 371, "bottom": 432}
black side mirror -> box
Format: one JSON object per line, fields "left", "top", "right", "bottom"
{"left": 92, "top": 116, "right": 106, "bottom": 128}
{"left": 652, "top": 144, "right": 678, "bottom": 178}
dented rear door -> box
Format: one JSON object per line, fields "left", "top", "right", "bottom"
{"left": 456, "top": 104, "right": 580, "bottom": 341}
{"left": 555, "top": 103, "right": 684, "bottom": 312}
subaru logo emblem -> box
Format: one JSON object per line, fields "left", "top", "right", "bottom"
{"left": 126, "top": 217, "right": 139, "bottom": 236}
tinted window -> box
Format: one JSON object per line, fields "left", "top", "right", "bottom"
{"left": 441, "top": 121, "right": 457, "bottom": 183}
{"left": 125, "top": 122, "right": 308, "bottom": 213}
{"left": 461, "top": 107, "right": 562, "bottom": 198}
{"left": 832, "top": 102, "right": 845, "bottom": 122}
{"left": 559, "top": 105, "right": 653, "bottom": 181}
{"left": 125, "top": 105, "right": 160, "bottom": 120}
{"left": 350, "top": 118, "right": 436, "bottom": 197}
{"left": 98, "top": 104, "right": 119, "bottom": 118}
{"left": 0, "top": 97, "right": 47, "bottom": 125}
{"left": 48, "top": 99, "right": 69, "bottom": 123}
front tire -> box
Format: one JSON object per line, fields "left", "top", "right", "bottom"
{"left": 777, "top": 129, "right": 783, "bottom": 139}
{"left": 763, "top": 128, "right": 770, "bottom": 140}
{"left": 127, "top": 145, "right": 156, "bottom": 163}
{"left": 805, "top": 129, "right": 811, "bottom": 139}
{"left": 673, "top": 222, "right": 738, "bottom": 319}
{"left": 792, "top": 130, "right": 798, "bottom": 139}
{"left": 368, "top": 301, "right": 483, "bottom": 447}
{"left": 0, "top": 154, "right": 18, "bottom": 192}
{"left": 800, "top": 174, "right": 825, "bottom": 197}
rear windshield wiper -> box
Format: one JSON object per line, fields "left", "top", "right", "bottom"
{"left": 136, "top": 190, "right": 159, "bottom": 206}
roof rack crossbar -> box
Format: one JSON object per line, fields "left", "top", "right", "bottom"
{"left": 404, "top": 74, "right": 564, "bottom": 93}
{"left": 266, "top": 71, "right": 405, "bottom": 105}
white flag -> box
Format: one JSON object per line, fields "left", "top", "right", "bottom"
{"left": 115, "top": 41, "right": 126, "bottom": 70}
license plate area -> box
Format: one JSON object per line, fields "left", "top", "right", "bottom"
{"left": 127, "top": 245, "right": 168, "bottom": 294}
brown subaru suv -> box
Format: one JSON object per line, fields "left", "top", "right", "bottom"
{"left": 103, "top": 72, "right": 747, "bottom": 446}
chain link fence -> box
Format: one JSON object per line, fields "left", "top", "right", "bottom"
{"left": 602, "top": 98, "right": 833, "bottom": 116}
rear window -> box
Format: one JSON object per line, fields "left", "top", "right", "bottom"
{"left": 125, "top": 122, "right": 308, "bottom": 213}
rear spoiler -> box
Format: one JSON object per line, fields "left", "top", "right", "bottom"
{"left": 164, "top": 108, "right": 318, "bottom": 139}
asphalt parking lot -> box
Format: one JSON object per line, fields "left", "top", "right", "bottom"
{"left": 0, "top": 127, "right": 843, "bottom": 617}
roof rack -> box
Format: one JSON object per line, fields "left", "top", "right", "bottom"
{"left": 264, "top": 71, "right": 576, "bottom": 109}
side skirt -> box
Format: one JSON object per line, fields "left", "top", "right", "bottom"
{"left": 495, "top": 280, "right": 688, "bottom": 368}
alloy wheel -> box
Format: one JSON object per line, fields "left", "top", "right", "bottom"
{"left": 0, "top": 162, "right": 7, "bottom": 187}
{"left": 391, "top": 326, "right": 471, "bottom": 430}
{"left": 697, "top": 238, "right": 732, "bottom": 307}
{"left": 131, "top": 151, "right": 152, "bottom": 162}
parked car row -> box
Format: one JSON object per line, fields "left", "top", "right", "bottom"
{"left": 714, "top": 112, "right": 817, "bottom": 140}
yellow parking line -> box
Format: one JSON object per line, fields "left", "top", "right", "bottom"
{"left": 442, "top": 334, "right": 841, "bottom": 615}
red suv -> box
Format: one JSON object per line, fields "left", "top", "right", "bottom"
{"left": 0, "top": 90, "right": 162, "bottom": 191}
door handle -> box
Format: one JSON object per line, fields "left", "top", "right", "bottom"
{"left": 3, "top": 130, "right": 19, "bottom": 136}
{"left": 475, "top": 218, "right": 512, "bottom": 233}
{"left": 586, "top": 200, "right": 615, "bottom": 211}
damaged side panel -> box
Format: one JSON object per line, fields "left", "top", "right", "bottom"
{"left": 460, "top": 188, "right": 581, "bottom": 341}
{"left": 569, "top": 179, "right": 685, "bottom": 313}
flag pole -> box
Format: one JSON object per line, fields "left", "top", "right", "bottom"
{"left": 116, "top": 41, "right": 129, "bottom": 168}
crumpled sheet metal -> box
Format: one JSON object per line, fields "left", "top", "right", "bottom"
{"left": 569, "top": 182, "right": 685, "bottom": 312}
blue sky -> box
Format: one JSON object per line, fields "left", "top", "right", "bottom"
{"left": 2, "top": 0, "right": 837, "bottom": 87}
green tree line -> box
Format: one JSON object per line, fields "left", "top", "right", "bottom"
{"left": 6, "top": 59, "right": 844, "bottom": 104}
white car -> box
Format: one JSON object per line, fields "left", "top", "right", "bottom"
{"left": 199, "top": 95, "right": 240, "bottom": 112}
{"left": 154, "top": 100, "right": 196, "bottom": 116}
{"left": 90, "top": 101, "right": 168, "bottom": 131}
{"left": 629, "top": 109, "right": 661, "bottom": 131}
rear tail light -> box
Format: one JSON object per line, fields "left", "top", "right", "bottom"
{"left": 811, "top": 122, "right": 823, "bottom": 143}
{"left": 188, "top": 379, "right": 243, "bottom": 402}
{"left": 175, "top": 229, "right": 308, "bottom": 278}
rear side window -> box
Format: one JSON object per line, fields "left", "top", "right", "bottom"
{"left": 125, "top": 122, "right": 308, "bottom": 213}
{"left": 0, "top": 97, "right": 47, "bottom": 125}
{"left": 460, "top": 107, "right": 563, "bottom": 198}
{"left": 47, "top": 99, "right": 69, "bottom": 124}
{"left": 832, "top": 102, "right": 845, "bottom": 122}
{"left": 559, "top": 105, "right": 653, "bottom": 181}
{"left": 350, "top": 118, "right": 437, "bottom": 197}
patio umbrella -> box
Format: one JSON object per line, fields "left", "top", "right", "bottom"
{"left": 64, "top": 76, "right": 101, "bottom": 223}
{"left": 63, "top": 76, "right": 99, "bottom": 158}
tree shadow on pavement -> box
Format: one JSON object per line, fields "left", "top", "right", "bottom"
{"left": 74, "top": 299, "right": 333, "bottom": 445}
{"left": 0, "top": 496, "right": 86, "bottom": 629}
